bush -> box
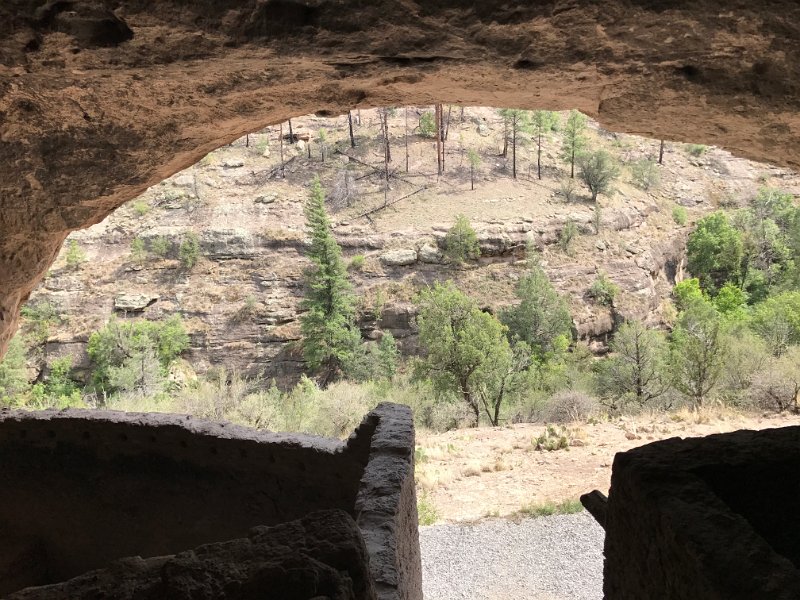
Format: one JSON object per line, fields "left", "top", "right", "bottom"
{"left": 444, "top": 214, "right": 480, "bottom": 264}
{"left": 578, "top": 150, "right": 620, "bottom": 202}
{"left": 179, "top": 232, "right": 200, "bottom": 268}
{"left": 558, "top": 219, "right": 577, "bottom": 255}
{"left": 544, "top": 390, "right": 597, "bottom": 423}
{"left": 132, "top": 200, "right": 150, "bottom": 216}
{"left": 65, "top": 240, "right": 87, "bottom": 270}
{"left": 130, "top": 237, "right": 146, "bottom": 263}
{"left": 150, "top": 236, "right": 171, "bottom": 257}
{"left": 588, "top": 272, "right": 619, "bottom": 306}
{"left": 349, "top": 254, "right": 366, "bottom": 271}
{"left": 630, "top": 158, "right": 660, "bottom": 190}
{"left": 343, "top": 333, "right": 399, "bottom": 383}
{"left": 750, "top": 348, "right": 800, "bottom": 412}
{"left": 419, "top": 111, "right": 436, "bottom": 138}
{"left": 687, "top": 144, "right": 707, "bottom": 157}
{"left": 672, "top": 205, "right": 688, "bottom": 226}
{"left": 558, "top": 177, "right": 578, "bottom": 202}
{"left": 0, "top": 336, "right": 29, "bottom": 404}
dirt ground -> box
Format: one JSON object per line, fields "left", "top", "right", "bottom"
{"left": 415, "top": 408, "right": 800, "bottom": 523}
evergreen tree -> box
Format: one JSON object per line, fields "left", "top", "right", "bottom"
{"left": 300, "top": 176, "right": 360, "bottom": 383}
{"left": 560, "top": 110, "right": 588, "bottom": 178}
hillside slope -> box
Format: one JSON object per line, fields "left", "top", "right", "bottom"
{"left": 22, "top": 107, "right": 800, "bottom": 387}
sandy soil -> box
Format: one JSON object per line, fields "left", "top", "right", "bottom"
{"left": 415, "top": 408, "right": 800, "bottom": 523}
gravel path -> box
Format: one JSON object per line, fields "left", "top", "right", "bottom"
{"left": 419, "top": 511, "right": 604, "bottom": 600}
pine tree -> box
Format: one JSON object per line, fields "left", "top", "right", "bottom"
{"left": 300, "top": 177, "right": 359, "bottom": 383}
{"left": 560, "top": 110, "right": 588, "bottom": 178}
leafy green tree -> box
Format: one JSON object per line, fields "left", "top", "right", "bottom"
{"left": 686, "top": 211, "right": 745, "bottom": 294}
{"left": 670, "top": 301, "right": 727, "bottom": 407}
{"left": 151, "top": 236, "right": 171, "bottom": 257}
{"left": 65, "top": 239, "right": 87, "bottom": 270}
{"left": 415, "top": 282, "right": 518, "bottom": 426}
{"left": 344, "top": 333, "right": 399, "bottom": 382}
{"left": 713, "top": 282, "right": 748, "bottom": 321}
{"left": 530, "top": 110, "right": 559, "bottom": 179}
{"left": 501, "top": 254, "right": 572, "bottom": 360}
{"left": 87, "top": 315, "right": 189, "bottom": 396}
{"left": 300, "top": 176, "right": 360, "bottom": 383}
{"left": 29, "top": 356, "right": 83, "bottom": 408}
{"left": 558, "top": 219, "right": 578, "bottom": 255}
{"left": 497, "top": 108, "right": 531, "bottom": 178}
{"left": 179, "top": 232, "right": 200, "bottom": 269}
{"left": 560, "top": 110, "right": 588, "bottom": 178}
{"left": 467, "top": 148, "right": 481, "bottom": 190}
{"left": 0, "top": 336, "right": 29, "bottom": 404}
{"left": 750, "top": 291, "right": 800, "bottom": 357}
{"left": 419, "top": 111, "right": 436, "bottom": 138}
{"left": 578, "top": 150, "right": 620, "bottom": 202}
{"left": 444, "top": 214, "right": 480, "bottom": 264}
{"left": 596, "top": 321, "right": 669, "bottom": 408}
{"left": 673, "top": 278, "right": 706, "bottom": 311}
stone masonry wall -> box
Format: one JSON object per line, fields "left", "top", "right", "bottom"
{"left": 603, "top": 427, "right": 800, "bottom": 599}
{"left": 0, "top": 403, "right": 421, "bottom": 598}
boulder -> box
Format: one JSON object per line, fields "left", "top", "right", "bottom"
{"left": 114, "top": 293, "right": 158, "bottom": 312}
{"left": 379, "top": 249, "right": 417, "bottom": 266}
{"left": 221, "top": 159, "right": 244, "bottom": 169}
{"left": 417, "top": 243, "right": 443, "bottom": 263}
{"left": 200, "top": 228, "right": 255, "bottom": 260}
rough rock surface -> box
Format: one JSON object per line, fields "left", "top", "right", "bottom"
{"left": 380, "top": 249, "right": 418, "bottom": 267}
{"left": 602, "top": 426, "right": 800, "bottom": 599}
{"left": 3, "top": 1, "right": 800, "bottom": 356}
{"left": 8, "top": 510, "right": 377, "bottom": 600}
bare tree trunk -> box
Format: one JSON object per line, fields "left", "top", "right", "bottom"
{"left": 537, "top": 131, "right": 542, "bottom": 179}
{"left": 435, "top": 104, "right": 443, "bottom": 177}
{"left": 444, "top": 105, "right": 452, "bottom": 141}
{"left": 471, "top": 163, "right": 474, "bottom": 190}
{"left": 245, "top": 133, "right": 250, "bottom": 148}
{"left": 512, "top": 117, "right": 517, "bottom": 179}
{"left": 288, "top": 119, "right": 294, "bottom": 143}
{"left": 279, "top": 123, "right": 285, "bottom": 178}
{"left": 404, "top": 107, "right": 409, "bottom": 173}
{"left": 460, "top": 105, "right": 465, "bottom": 121}
{"left": 348, "top": 111, "right": 356, "bottom": 148}
{"left": 307, "top": 141, "right": 311, "bottom": 159}
{"left": 658, "top": 139, "right": 665, "bottom": 164}
{"left": 502, "top": 118, "right": 508, "bottom": 158}
{"left": 356, "top": 109, "right": 361, "bottom": 126}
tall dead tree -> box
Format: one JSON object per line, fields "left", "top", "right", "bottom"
{"left": 404, "top": 107, "right": 409, "bottom": 173}
{"left": 348, "top": 111, "right": 356, "bottom": 148}
{"left": 444, "top": 105, "right": 452, "bottom": 141}
{"left": 279, "top": 123, "right": 285, "bottom": 178}
{"left": 435, "top": 104, "right": 443, "bottom": 176}
{"left": 288, "top": 119, "right": 294, "bottom": 143}
{"left": 658, "top": 139, "right": 665, "bottom": 164}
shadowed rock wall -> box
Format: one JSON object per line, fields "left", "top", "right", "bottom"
{"left": 3, "top": 1, "right": 800, "bottom": 356}
{"left": 0, "top": 403, "right": 421, "bottom": 599}
{"left": 602, "top": 427, "right": 800, "bottom": 599}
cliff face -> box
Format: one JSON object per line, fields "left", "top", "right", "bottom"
{"left": 3, "top": 0, "right": 800, "bottom": 357}
{"left": 23, "top": 108, "right": 797, "bottom": 388}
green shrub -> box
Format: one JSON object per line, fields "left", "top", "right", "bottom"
{"left": 349, "top": 254, "right": 366, "bottom": 271}
{"left": 130, "top": 237, "right": 146, "bottom": 263}
{"left": 132, "top": 200, "right": 150, "bottom": 216}
{"left": 150, "top": 236, "right": 171, "bottom": 257}
{"left": 588, "top": 272, "right": 619, "bottom": 306}
{"left": 444, "top": 214, "right": 480, "bottom": 264}
{"left": 672, "top": 205, "right": 688, "bottom": 226}
{"left": 630, "top": 158, "right": 660, "bottom": 190}
{"left": 558, "top": 219, "right": 578, "bottom": 255}
{"left": 0, "top": 336, "right": 29, "bottom": 404}
{"left": 179, "top": 232, "right": 200, "bottom": 268}
{"left": 65, "top": 240, "right": 87, "bottom": 270}
{"left": 687, "top": 144, "right": 708, "bottom": 157}
{"left": 418, "top": 111, "right": 436, "bottom": 138}
{"left": 20, "top": 300, "right": 62, "bottom": 344}
{"left": 417, "top": 490, "right": 439, "bottom": 526}
{"left": 343, "top": 333, "right": 399, "bottom": 383}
